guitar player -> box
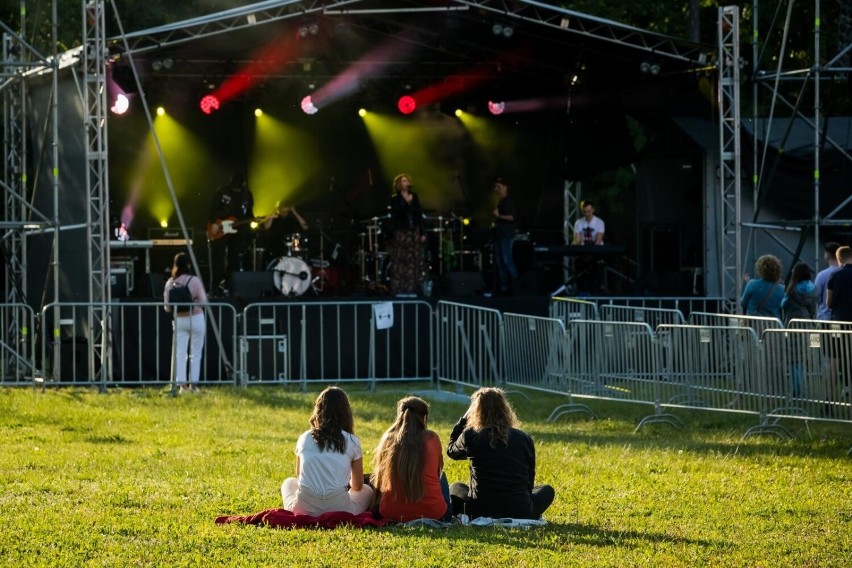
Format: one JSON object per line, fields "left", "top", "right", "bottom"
{"left": 208, "top": 172, "right": 255, "bottom": 294}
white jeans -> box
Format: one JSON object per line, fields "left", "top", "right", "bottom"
{"left": 281, "top": 477, "right": 374, "bottom": 516}
{"left": 172, "top": 312, "right": 205, "bottom": 385}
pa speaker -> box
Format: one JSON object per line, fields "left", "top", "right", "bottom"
{"left": 230, "top": 271, "right": 278, "bottom": 300}
{"left": 445, "top": 272, "right": 485, "bottom": 296}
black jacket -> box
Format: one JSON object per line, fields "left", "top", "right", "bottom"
{"left": 447, "top": 417, "right": 537, "bottom": 518}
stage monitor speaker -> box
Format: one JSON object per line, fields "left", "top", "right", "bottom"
{"left": 149, "top": 273, "right": 169, "bottom": 298}
{"left": 230, "top": 271, "right": 278, "bottom": 300}
{"left": 445, "top": 272, "right": 485, "bottom": 296}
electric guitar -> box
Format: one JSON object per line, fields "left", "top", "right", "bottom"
{"left": 206, "top": 217, "right": 264, "bottom": 241}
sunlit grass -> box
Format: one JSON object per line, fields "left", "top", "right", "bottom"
{"left": 0, "top": 385, "right": 849, "bottom": 566}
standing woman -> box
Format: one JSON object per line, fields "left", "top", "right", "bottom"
{"left": 372, "top": 396, "right": 452, "bottom": 522}
{"left": 447, "top": 387, "right": 554, "bottom": 520}
{"left": 163, "top": 252, "right": 208, "bottom": 392}
{"left": 281, "top": 387, "right": 374, "bottom": 516}
{"left": 388, "top": 173, "right": 426, "bottom": 295}
{"left": 781, "top": 262, "right": 818, "bottom": 324}
{"left": 740, "top": 254, "right": 785, "bottom": 319}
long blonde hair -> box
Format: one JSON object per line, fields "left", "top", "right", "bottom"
{"left": 372, "top": 396, "right": 431, "bottom": 502}
{"left": 467, "top": 387, "right": 518, "bottom": 448}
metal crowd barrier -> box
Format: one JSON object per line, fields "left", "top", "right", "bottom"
{"left": 240, "top": 300, "right": 433, "bottom": 390}
{"left": 38, "top": 302, "right": 238, "bottom": 388}
{"left": 600, "top": 304, "right": 685, "bottom": 329}
{"left": 435, "top": 300, "right": 504, "bottom": 391}
{"left": 0, "top": 303, "right": 37, "bottom": 384}
{"left": 497, "top": 311, "right": 852, "bottom": 438}
{"left": 592, "top": 296, "right": 734, "bottom": 318}
{"left": 688, "top": 311, "right": 783, "bottom": 335}
{"left": 548, "top": 297, "right": 598, "bottom": 326}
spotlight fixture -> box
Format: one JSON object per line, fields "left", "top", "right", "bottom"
{"left": 487, "top": 101, "right": 505, "bottom": 116}
{"left": 199, "top": 94, "right": 220, "bottom": 115}
{"left": 397, "top": 95, "right": 417, "bottom": 115}
{"left": 640, "top": 61, "right": 661, "bottom": 75}
{"left": 358, "top": 108, "right": 367, "bottom": 117}
{"left": 151, "top": 57, "right": 173, "bottom": 72}
{"left": 254, "top": 108, "right": 263, "bottom": 117}
{"left": 298, "top": 23, "right": 320, "bottom": 39}
{"left": 110, "top": 93, "right": 129, "bottom": 115}
{"left": 491, "top": 22, "right": 514, "bottom": 38}
{"left": 301, "top": 95, "right": 319, "bottom": 115}
{"left": 156, "top": 106, "right": 165, "bottom": 116}
{"left": 454, "top": 109, "right": 463, "bottom": 118}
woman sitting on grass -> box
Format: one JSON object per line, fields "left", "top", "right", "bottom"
{"left": 447, "top": 387, "right": 554, "bottom": 520}
{"left": 281, "top": 386, "right": 374, "bottom": 516}
{"left": 372, "top": 396, "right": 452, "bottom": 522}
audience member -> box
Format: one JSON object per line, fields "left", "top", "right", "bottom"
{"left": 447, "top": 387, "right": 554, "bottom": 520}
{"left": 281, "top": 387, "right": 374, "bottom": 516}
{"left": 372, "top": 396, "right": 451, "bottom": 522}
{"left": 815, "top": 242, "right": 841, "bottom": 320}
{"left": 740, "top": 254, "right": 784, "bottom": 319}
{"left": 781, "top": 262, "right": 817, "bottom": 324}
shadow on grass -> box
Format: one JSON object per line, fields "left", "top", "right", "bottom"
{"left": 381, "top": 521, "right": 722, "bottom": 551}
{"left": 529, "top": 418, "right": 852, "bottom": 460}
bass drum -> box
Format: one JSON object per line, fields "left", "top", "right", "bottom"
{"left": 272, "top": 256, "right": 312, "bottom": 296}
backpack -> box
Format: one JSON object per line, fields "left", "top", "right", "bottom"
{"left": 168, "top": 276, "right": 194, "bottom": 314}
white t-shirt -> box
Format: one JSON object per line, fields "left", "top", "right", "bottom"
{"left": 574, "top": 216, "right": 605, "bottom": 245}
{"left": 295, "top": 430, "right": 362, "bottom": 496}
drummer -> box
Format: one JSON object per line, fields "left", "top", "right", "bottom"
{"left": 262, "top": 200, "right": 309, "bottom": 264}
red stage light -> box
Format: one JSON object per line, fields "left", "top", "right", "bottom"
{"left": 487, "top": 101, "right": 505, "bottom": 116}
{"left": 397, "top": 95, "right": 416, "bottom": 115}
{"left": 200, "top": 94, "right": 220, "bottom": 115}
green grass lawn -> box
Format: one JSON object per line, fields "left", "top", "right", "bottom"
{"left": 0, "top": 384, "right": 849, "bottom": 567}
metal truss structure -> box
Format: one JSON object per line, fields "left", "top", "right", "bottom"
{"left": 5, "top": 0, "right": 849, "bottom": 380}
{"left": 717, "top": 6, "right": 743, "bottom": 302}
{"left": 746, "top": 0, "right": 852, "bottom": 279}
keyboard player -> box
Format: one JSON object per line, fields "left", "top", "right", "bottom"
{"left": 571, "top": 200, "right": 606, "bottom": 293}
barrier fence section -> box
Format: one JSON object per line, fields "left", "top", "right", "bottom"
{"left": 0, "top": 303, "right": 36, "bottom": 384}
{"left": 599, "top": 304, "right": 685, "bottom": 329}
{"left": 688, "top": 311, "right": 783, "bottom": 335}
{"left": 435, "top": 300, "right": 503, "bottom": 391}
{"left": 590, "top": 296, "right": 734, "bottom": 318}
{"left": 38, "top": 302, "right": 238, "bottom": 387}
{"left": 562, "top": 320, "right": 659, "bottom": 404}
{"left": 502, "top": 313, "right": 596, "bottom": 419}
{"left": 654, "top": 324, "right": 761, "bottom": 412}
{"left": 548, "top": 297, "right": 598, "bottom": 327}
{"left": 241, "top": 300, "right": 433, "bottom": 390}
{"left": 759, "top": 328, "right": 852, "bottom": 425}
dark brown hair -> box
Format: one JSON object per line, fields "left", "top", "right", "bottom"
{"left": 309, "top": 386, "right": 355, "bottom": 453}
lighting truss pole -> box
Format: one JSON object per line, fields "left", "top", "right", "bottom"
{"left": 82, "top": 0, "right": 113, "bottom": 384}
{"left": 717, "top": 6, "right": 742, "bottom": 302}
{"left": 2, "top": 32, "right": 27, "bottom": 306}
{"left": 563, "top": 179, "right": 580, "bottom": 284}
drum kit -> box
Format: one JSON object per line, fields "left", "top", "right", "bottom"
{"left": 267, "top": 225, "right": 339, "bottom": 297}
{"left": 354, "top": 212, "right": 478, "bottom": 289}
{"left": 262, "top": 211, "right": 479, "bottom": 297}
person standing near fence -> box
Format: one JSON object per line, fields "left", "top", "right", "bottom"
{"left": 815, "top": 242, "right": 841, "bottom": 320}
{"left": 740, "top": 254, "right": 784, "bottom": 319}
{"left": 781, "top": 262, "right": 817, "bottom": 324}
{"left": 447, "top": 387, "right": 554, "bottom": 520}
{"left": 826, "top": 246, "right": 852, "bottom": 404}
{"left": 163, "top": 252, "right": 208, "bottom": 392}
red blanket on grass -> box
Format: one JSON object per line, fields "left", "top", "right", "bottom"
{"left": 215, "top": 508, "right": 391, "bottom": 529}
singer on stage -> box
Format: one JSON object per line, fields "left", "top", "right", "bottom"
{"left": 388, "top": 173, "right": 426, "bottom": 295}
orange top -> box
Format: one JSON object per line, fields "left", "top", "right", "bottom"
{"left": 378, "top": 433, "right": 447, "bottom": 522}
